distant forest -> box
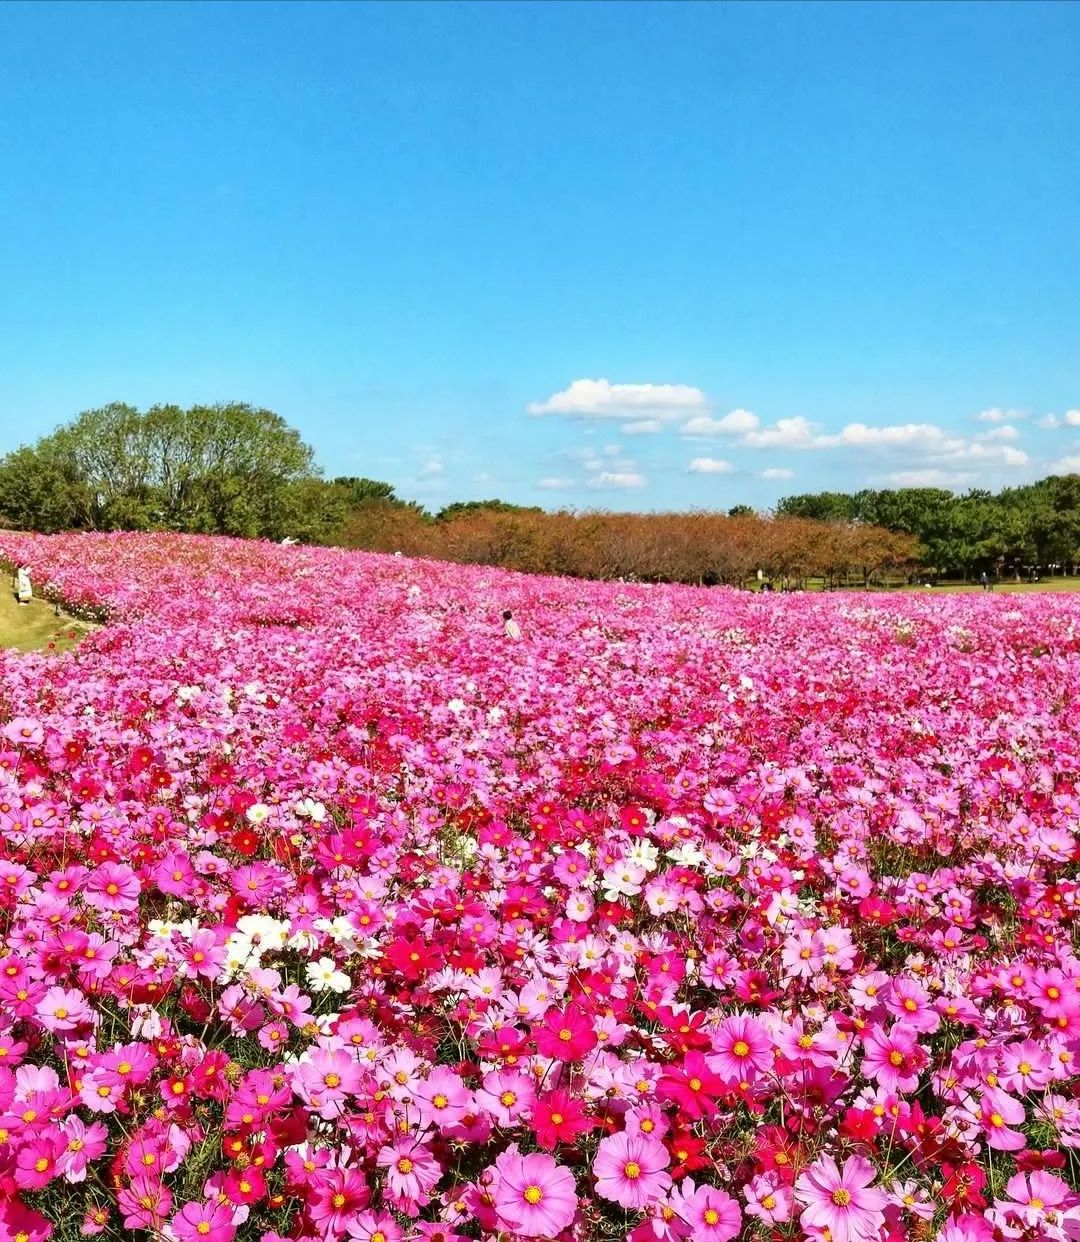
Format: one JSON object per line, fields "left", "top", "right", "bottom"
{"left": 2, "top": 402, "right": 1078, "bottom": 585}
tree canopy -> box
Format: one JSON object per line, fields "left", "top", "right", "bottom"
{"left": 0, "top": 403, "right": 340, "bottom": 541}
{"left": 776, "top": 476, "right": 1080, "bottom": 576}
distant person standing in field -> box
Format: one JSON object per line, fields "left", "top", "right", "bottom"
{"left": 14, "top": 564, "right": 31, "bottom": 606}
{"left": 980, "top": 572, "right": 991, "bottom": 592}
{"left": 503, "top": 609, "right": 522, "bottom": 640}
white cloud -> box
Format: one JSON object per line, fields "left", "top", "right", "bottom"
{"left": 975, "top": 407, "right": 1027, "bottom": 424}
{"left": 884, "top": 469, "right": 977, "bottom": 488}
{"left": 417, "top": 458, "right": 444, "bottom": 478}
{"left": 761, "top": 467, "right": 794, "bottom": 480}
{"left": 742, "top": 416, "right": 818, "bottom": 449}
{"left": 688, "top": 457, "right": 733, "bottom": 474}
{"left": 681, "top": 409, "right": 760, "bottom": 437}
{"left": 1035, "top": 410, "right": 1080, "bottom": 430}
{"left": 957, "top": 443, "right": 1028, "bottom": 466}
{"left": 816, "top": 422, "right": 952, "bottom": 450}
{"left": 1049, "top": 455, "right": 1080, "bottom": 474}
{"left": 620, "top": 419, "right": 664, "bottom": 435}
{"left": 591, "top": 471, "right": 647, "bottom": 489}
{"left": 975, "top": 425, "right": 1020, "bottom": 442}
{"left": 537, "top": 476, "right": 575, "bottom": 490}
{"left": 529, "top": 378, "right": 707, "bottom": 421}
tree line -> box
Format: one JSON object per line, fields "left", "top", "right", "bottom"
{"left": 777, "top": 477, "right": 1080, "bottom": 579}
{"left": 7, "top": 401, "right": 1078, "bottom": 585}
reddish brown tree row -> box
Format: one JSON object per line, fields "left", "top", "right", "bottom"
{"left": 337, "top": 505, "right": 920, "bottom": 586}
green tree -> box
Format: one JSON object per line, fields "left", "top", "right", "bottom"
{"left": 0, "top": 402, "right": 323, "bottom": 538}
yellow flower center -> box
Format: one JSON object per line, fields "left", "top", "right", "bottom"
{"left": 524, "top": 1185, "right": 543, "bottom": 1205}
{"left": 624, "top": 1161, "right": 641, "bottom": 1179}
{"left": 733, "top": 1040, "right": 750, "bottom": 1057}
{"left": 832, "top": 1188, "right": 852, "bottom": 1206}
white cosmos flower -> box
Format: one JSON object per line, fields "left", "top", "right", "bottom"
{"left": 236, "top": 915, "right": 289, "bottom": 951}
{"left": 288, "top": 930, "right": 321, "bottom": 955}
{"left": 306, "top": 957, "right": 351, "bottom": 994}
{"left": 602, "top": 862, "right": 646, "bottom": 901}
{"left": 246, "top": 803, "right": 271, "bottom": 825}
{"left": 566, "top": 890, "right": 594, "bottom": 922}
{"left": 447, "top": 699, "right": 466, "bottom": 715}
{"left": 665, "top": 841, "right": 706, "bottom": 868}
{"left": 626, "top": 839, "right": 659, "bottom": 872}
{"left": 765, "top": 890, "right": 800, "bottom": 926}
{"left": 314, "top": 916, "right": 359, "bottom": 947}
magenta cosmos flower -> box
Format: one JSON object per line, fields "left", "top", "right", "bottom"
{"left": 492, "top": 1147, "right": 577, "bottom": 1237}
{"left": 710, "top": 1013, "right": 772, "bottom": 1084}
{"left": 795, "top": 1154, "right": 887, "bottom": 1242}
{"left": 594, "top": 1131, "right": 672, "bottom": 1210}
{"left": 169, "top": 1199, "right": 236, "bottom": 1242}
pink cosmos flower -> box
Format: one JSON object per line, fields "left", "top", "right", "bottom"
{"left": 118, "top": 1177, "right": 174, "bottom": 1230}
{"left": 861, "top": 1023, "right": 926, "bottom": 1093}
{"left": 15, "top": 1133, "right": 65, "bottom": 1190}
{"left": 293, "top": 1047, "right": 364, "bottom": 1119}
{"left": 376, "top": 1139, "right": 442, "bottom": 1212}
{"left": 534, "top": 1004, "right": 598, "bottom": 1062}
{"left": 656, "top": 1051, "right": 724, "bottom": 1120}
{"left": 0, "top": 1200, "right": 52, "bottom": 1242}
{"left": 492, "top": 1146, "right": 578, "bottom": 1237}
{"left": 475, "top": 1068, "right": 536, "bottom": 1128}
{"left": 743, "top": 1172, "right": 793, "bottom": 1225}
{"left": 57, "top": 1116, "right": 109, "bottom": 1181}
{"left": 308, "top": 1168, "right": 372, "bottom": 1235}
{"left": 795, "top": 1154, "right": 887, "bottom": 1242}
{"left": 169, "top": 1199, "right": 237, "bottom": 1242}
{"left": 884, "top": 977, "right": 940, "bottom": 1033}
{"left": 709, "top": 1013, "right": 772, "bottom": 1085}
{"left": 414, "top": 1066, "right": 471, "bottom": 1129}
{"left": 672, "top": 1181, "right": 741, "bottom": 1241}
{"left": 979, "top": 1087, "right": 1028, "bottom": 1151}
{"left": 346, "top": 1211, "right": 404, "bottom": 1242}
{"left": 991, "top": 1170, "right": 1078, "bottom": 1235}
{"left": 83, "top": 862, "right": 141, "bottom": 912}
{"left": 37, "top": 986, "right": 93, "bottom": 1034}
{"left": 594, "top": 1131, "right": 672, "bottom": 1210}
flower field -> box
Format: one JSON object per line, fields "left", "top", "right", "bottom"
{"left": 2, "top": 532, "right": 1080, "bottom": 1242}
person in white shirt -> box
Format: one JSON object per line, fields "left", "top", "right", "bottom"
{"left": 14, "top": 565, "right": 31, "bottom": 606}
{"left": 502, "top": 609, "right": 522, "bottom": 640}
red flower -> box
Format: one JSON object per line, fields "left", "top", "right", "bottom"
{"left": 666, "top": 1131, "right": 710, "bottom": 1179}
{"left": 384, "top": 936, "right": 443, "bottom": 981}
{"left": 531, "top": 1089, "right": 595, "bottom": 1149}
{"left": 656, "top": 1052, "right": 724, "bottom": 1121}
{"left": 534, "top": 1005, "right": 598, "bottom": 1062}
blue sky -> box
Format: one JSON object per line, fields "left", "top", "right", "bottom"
{"left": 1, "top": 1, "right": 1079, "bottom": 511}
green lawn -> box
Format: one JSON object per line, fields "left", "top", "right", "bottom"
{"left": 0, "top": 587, "right": 95, "bottom": 654}
{"left": 899, "top": 578, "right": 1080, "bottom": 594}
